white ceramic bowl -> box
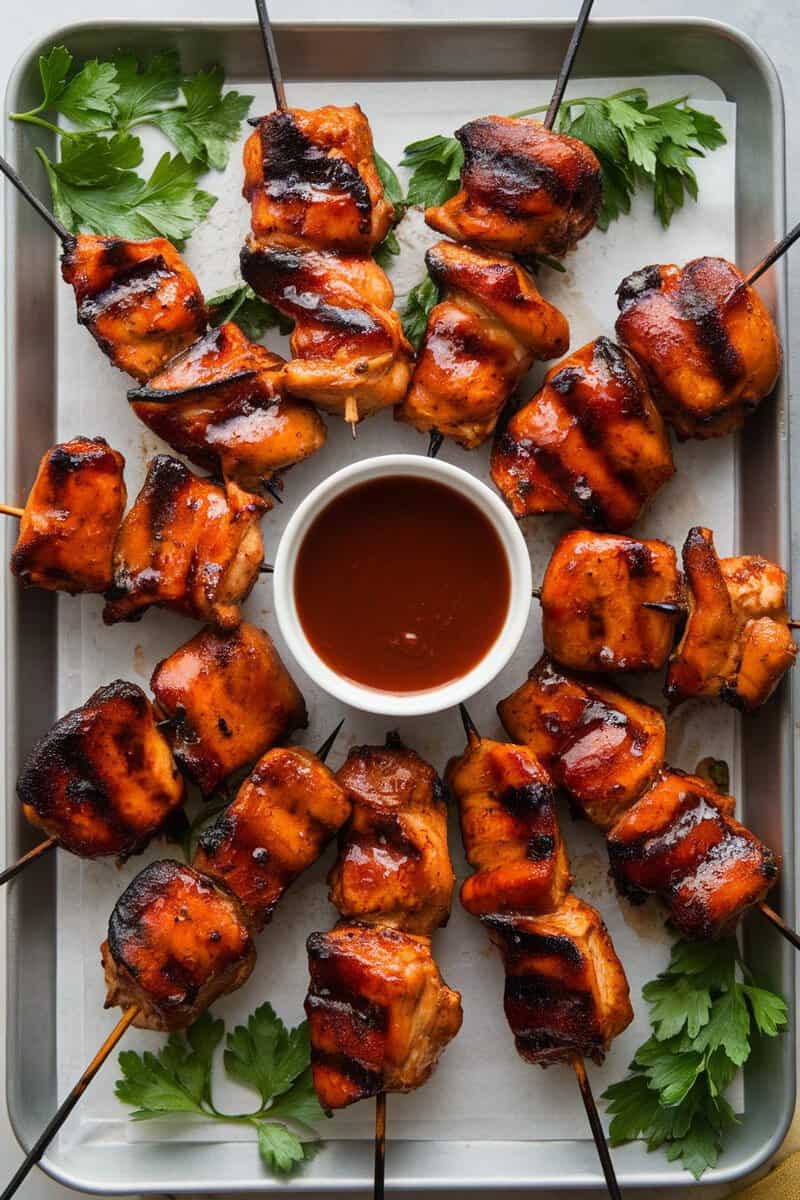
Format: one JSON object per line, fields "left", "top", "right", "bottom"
{"left": 273, "top": 454, "right": 532, "bottom": 717}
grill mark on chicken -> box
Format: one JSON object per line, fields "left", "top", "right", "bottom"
{"left": 16, "top": 680, "right": 184, "bottom": 859}
{"left": 257, "top": 110, "right": 373, "bottom": 233}
{"left": 458, "top": 120, "right": 571, "bottom": 210}
{"left": 678, "top": 260, "right": 743, "bottom": 387}
{"left": 483, "top": 916, "right": 585, "bottom": 967}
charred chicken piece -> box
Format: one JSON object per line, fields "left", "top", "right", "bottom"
{"left": 446, "top": 735, "right": 571, "bottom": 916}
{"left": 17, "top": 681, "right": 184, "bottom": 859}
{"left": 666, "top": 526, "right": 796, "bottom": 712}
{"left": 541, "top": 529, "right": 684, "bottom": 673}
{"left": 240, "top": 241, "right": 413, "bottom": 422}
{"left": 615, "top": 257, "right": 781, "bottom": 439}
{"left": 608, "top": 769, "right": 779, "bottom": 939}
{"left": 243, "top": 105, "right": 394, "bottom": 254}
{"left": 128, "top": 322, "right": 326, "bottom": 492}
{"left": 103, "top": 456, "right": 266, "bottom": 630}
{"left": 151, "top": 622, "right": 307, "bottom": 797}
{"left": 305, "top": 922, "right": 463, "bottom": 1109}
{"left": 61, "top": 234, "right": 207, "bottom": 382}
{"left": 11, "top": 437, "right": 126, "bottom": 594}
{"left": 425, "top": 117, "right": 602, "bottom": 258}
{"left": 491, "top": 337, "right": 674, "bottom": 530}
{"left": 329, "top": 741, "right": 454, "bottom": 934}
{"left": 484, "top": 894, "right": 633, "bottom": 1066}
{"left": 498, "top": 656, "right": 666, "bottom": 830}
{"left": 101, "top": 859, "right": 255, "bottom": 1031}
{"left": 193, "top": 746, "right": 351, "bottom": 930}
{"left": 397, "top": 241, "right": 569, "bottom": 449}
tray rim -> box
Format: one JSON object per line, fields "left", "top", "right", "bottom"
{"left": 3, "top": 11, "right": 794, "bottom": 1194}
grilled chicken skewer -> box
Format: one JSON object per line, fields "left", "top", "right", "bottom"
{"left": 498, "top": 665, "right": 800, "bottom": 951}
{"left": 613, "top": 218, "right": 800, "bottom": 441}
{"left": 490, "top": 336, "right": 675, "bottom": 530}
{"left": 535, "top": 528, "right": 798, "bottom": 709}
{"left": 0, "top": 681, "right": 186, "bottom": 888}
{"left": 2, "top": 720, "right": 346, "bottom": 1200}
{"left": 400, "top": 0, "right": 598, "bottom": 456}
{"left": 241, "top": 0, "right": 412, "bottom": 436}
{"left": 2, "top": 620, "right": 307, "bottom": 884}
{"left": 447, "top": 705, "right": 630, "bottom": 1199}
{"left": 0, "top": 154, "right": 323, "bottom": 496}
{"left": 305, "top": 735, "right": 462, "bottom": 1199}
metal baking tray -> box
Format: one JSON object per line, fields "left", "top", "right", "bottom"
{"left": 3, "top": 16, "right": 795, "bottom": 1194}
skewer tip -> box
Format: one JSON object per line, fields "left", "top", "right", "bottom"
{"left": 427, "top": 430, "right": 444, "bottom": 458}
{"left": 373, "top": 1091, "right": 387, "bottom": 1200}
{"left": 458, "top": 703, "right": 481, "bottom": 747}
{"left": 315, "top": 718, "right": 345, "bottom": 763}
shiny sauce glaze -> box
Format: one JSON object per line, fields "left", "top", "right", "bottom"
{"left": 294, "top": 475, "right": 511, "bottom": 692}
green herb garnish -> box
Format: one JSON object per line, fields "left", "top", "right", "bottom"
{"left": 10, "top": 45, "right": 254, "bottom": 242}
{"left": 602, "top": 938, "right": 787, "bottom": 1179}
{"left": 372, "top": 150, "right": 406, "bottom": 269}
{"left": 400, "top": 272, "right": 440, "bottom": 349}
{"left": 401, "top": 89, "right": 726, "bottom": 231}
{"left": 207, "top": 282, "right": 293, "bottom": 342}
{"left": 115, "top": 1004, "right": 326, "bottom": 1175}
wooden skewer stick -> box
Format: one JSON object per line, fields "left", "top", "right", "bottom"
{"left": 0, "top": 153, "right": 72, "bottom": 244}
{"left": 542, "top": 0, "right": 596, "bottom": 131}
{"left": 0, "top": 503, "right": 23, "bottom": 519}
{"left": 254, "top": 0, "right": 287, "bottom": 111}
{"left": 427, "top": 430, "right": 444, "bottom": 459}
{"left": 744, "top": 219, "right": 800, "bottom": 288}
{"left": 759, "top": 901, "right": 800, "bottom": 952}
{"left": 263, "top": 478, "right": 284, "bottom": 505}
{"left": 571, "top": 1054, "right": 623, "bottom": 1200}
{"left": 373, "top": 1090, "right": 387, "bottom": 1200}
{"left": 0, "top": 836, "right": 58, "bottom": 888}
{"left": 1, "top": 1005, "right": 139, "bottom": 1200}
{"left": 316, "top": 718, "right": 345, "bottom": 763}
{"left": 258, "top": 561, "right": 274, "bottom": 574}
{"left": 344, "top": 396, "right": 359, "bottom": 439}
{"left": 458, "top": 702, "right": 481, "bottom": 749}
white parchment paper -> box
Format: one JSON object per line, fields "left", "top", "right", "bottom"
{"left": 50, "top": 73, "right": 739, "bottom": 1152}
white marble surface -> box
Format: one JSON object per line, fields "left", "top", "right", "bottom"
{"left": 2, "top": 2, "right": 799, "bottom": 1199}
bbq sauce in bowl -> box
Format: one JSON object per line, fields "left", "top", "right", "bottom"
{"left": 294, "top": 475, "right": 511, "bottom": 692}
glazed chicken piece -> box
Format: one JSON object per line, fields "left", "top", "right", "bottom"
{"left": 103, "top": 456, "right": 266, "bottom": 630}
{"left": 498, "top": 656, "right": 666, "bottom": 830}
{"left": 61, "top": 234, "right": 207, "bottom": 382}
{"left": 193, "top": 746, "right": 351, "bottom": 930}
{"left": 491, "top": 337, "right": 674, "bottom": 529}
{"left": 10, "top": 437, "right": 126, "bottom": 594}
{"left": 484, "top": 895, "right": 633, "bottom": 1066}
{"left": 17, "top": 681, "right": 184, "bottom": 859}
{"left": 305, "top": 922, "right": 463, "bottom": 1109}
{"left": 666, "top": 526, "right": 796, "bottom": 712}
{"left": 151, "top": 622, "right": 307, "bottom": 796}
{"left": 128, "top": 322, "right": 326, "bottom": 492}
{"left": 243, "top": 105, "right": 394, "bottom": 255}
{"left": 608, "top": 769, "right": 779, "bottom": 939}
{"left": 329, "top": 740, "right": 454, "bottom": 934}
{"left": 240, "top": 241, "right": 413, "bottom": 422}
{"left": 101, "top": 859, "right": 255, "bottom": 1031}
{"left": 540, "top": 529, "right": 684, "bottom": 673}
{"left": 425, "top": 117, "right": 602, "bottom": 258}
{"left": 396, "top": 241, "right": 569, "bottom": 449}
{"left": 615, "top": 257, "right": 781, "bottom": 439}
{"left": 241, "top": 103, "right": 411, "bottom": 425}
{"left": 446, "top": 734, "right": 571, "bottom": 916}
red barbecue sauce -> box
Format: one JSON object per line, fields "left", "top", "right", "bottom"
{"left": 294, "top": 475, "right": 511, "bottom": 692}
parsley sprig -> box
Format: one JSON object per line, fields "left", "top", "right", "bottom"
{"left": 602, "top": 938, "right": 788, "bottom": 1179}
{"left": 400, "top": 274, "right": 440, "bottom": 350}
{"left": 115, "top": 1003, "right": 326, "bottom": 1174}
{"left": 10, "top": 46, "right": 254, "bottom": 242}
{"left": 401, "top": 89, "right": 726, "bottom": 231}
{"left": 207, "top": 282, "right": 293, "bottom": 342}
{"left": 373, "top": 151, "right": 406, "bottom": 269}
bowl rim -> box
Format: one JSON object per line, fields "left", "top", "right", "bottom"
{"left": 272, "top": 453, "right": 532, "bottom": 717}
